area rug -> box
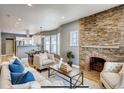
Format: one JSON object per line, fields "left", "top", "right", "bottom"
{"left": 40, "top": 70, "right": 104, "bottom": 89}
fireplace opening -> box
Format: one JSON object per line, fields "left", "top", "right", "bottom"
{"left": 89, "top": 57, "right": 106, "bottom": 72}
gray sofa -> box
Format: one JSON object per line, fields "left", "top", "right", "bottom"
{"left": 0, "top": 57, "right": 63, "bottom": 89}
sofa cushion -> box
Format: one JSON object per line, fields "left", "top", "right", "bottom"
{"left": 40, "top": 53, "right": 48, "bottom": 60}
{"left": 12, "top": 82, "right": 31, "bottom": 89}
{"left": 42, "top": 59, "right": 53, "bottom": 66}
{"left": 11, "top": 81, "right": 40, "bottom": 89}
{"left": 9, "top": 63, "right": 24, "bottom": 73}
{"left": 101, "top": 72, "right": 120, "bottom": 88}
{"left": 30, "top": 81, "right": 41, "bottom": 89}
{"left": 0, "top": 63, "right": 13, "bottom": 88}
{"left": 115, "top": 73, "right": 124, "bottom": 89}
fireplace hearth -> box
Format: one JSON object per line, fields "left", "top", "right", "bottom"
{"left": 89, "top": 57, "right": 106, "bottom": 72}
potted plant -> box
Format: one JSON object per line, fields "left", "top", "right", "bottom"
{"left": 67, "top": 51, "right": 75, "bottom": 67}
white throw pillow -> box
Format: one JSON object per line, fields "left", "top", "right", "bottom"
{"left": 104, "top": 62, "right": 123, "bottom": 73}
{"left": 119, "top": 65, "right": 124, "bottom": 74}
{"left": 40, "top": 53, "right": 48, "bottom": 60}
{"left": 12, "top": 81, "right": 41, "bottom": 89}
{"left": 48, "top": 53, "right": 55, "bottom": 61}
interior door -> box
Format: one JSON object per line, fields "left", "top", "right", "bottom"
{"left": 5, "top": 39, "right": 14, "bottom": 55}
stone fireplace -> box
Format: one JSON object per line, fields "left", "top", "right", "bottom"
{"left": 79, "top": 5, "right": 124, "bottom": 71}
{"left": 89, "top": 57, "right": 106, "bottom": 72}
{"left": 80, "top": 46, "right": 124, "bottom": 71}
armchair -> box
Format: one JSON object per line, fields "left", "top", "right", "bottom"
{"left": 100, "top": 62, "right": 124, "bottom": 89}
{"left": 33, "top": 53, "right": 57, "bottom": 70}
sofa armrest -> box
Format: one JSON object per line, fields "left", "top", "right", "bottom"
{"left": 33, "top": 55, "right": 41, "bottom": 67}
{"left": 102, "top": 62, "right": 123, "bottom": 73}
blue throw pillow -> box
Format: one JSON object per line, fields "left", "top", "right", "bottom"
{"left": 13, "top": 58, "right": 22, "bottom": 65}
{"left": 9, "top": 58, "right": 24, "bottom": 73}
{"left": 9, "top": 64, "right": 24, "bottom": 73}
{"left": 11, "top": 71, "right": 35, "bottom": 85}
{"left": 10, "top": 73, "right": 25, "bottom": 85}
{"left": 16, "top": 71, "right": 35, "bottom": 84}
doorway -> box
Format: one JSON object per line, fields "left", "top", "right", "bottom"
{"left": 5, "top": 38, "right": 15, "bottom": 55}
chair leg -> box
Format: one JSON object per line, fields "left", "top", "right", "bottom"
{"left": 101, "top": 83, "right": 106, "bottom": 89}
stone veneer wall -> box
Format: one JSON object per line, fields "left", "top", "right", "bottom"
{"left": 79, "top": 5, "right": 124, "bottom": 70}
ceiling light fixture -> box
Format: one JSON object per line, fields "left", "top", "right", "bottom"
{"left": 18, "top": 18, "right": 22, "bottom": 21}
{"left": 61, "top": 16, "right": 65, "bottom": 19}
{"left": 27, "top": 3, "right": 32, "bottom": 6}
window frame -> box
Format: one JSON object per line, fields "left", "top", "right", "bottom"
{"left": 70, "top": 31, "right": 79, "bottom": 47}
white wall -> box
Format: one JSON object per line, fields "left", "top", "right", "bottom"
{"left": 59, "top": 21, "right": 79, "bottom": 65}
{"left": 42, "top": 20, "right": 80, "bottom": 65}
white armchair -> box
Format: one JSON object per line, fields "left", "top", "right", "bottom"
{"left": 100, "top": 62, "right": 124, "bottom": 89}
{"left": 33, "top": 53, "right": 56, "bottom": 70}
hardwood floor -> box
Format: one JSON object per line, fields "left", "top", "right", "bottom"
{"left": 30, "top": 62, "right": 101, "bottom": 84}
{"left": 82, "top": 70, "right": 101, "bottom": 84}
{"left": 1, "top": 55, "right": 101, "bottom": 85}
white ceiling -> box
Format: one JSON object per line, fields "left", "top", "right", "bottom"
{"left": 0, "top": 4, "right": 120, "bottom": 34}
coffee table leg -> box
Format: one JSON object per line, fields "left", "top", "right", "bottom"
{"left": 48, "top": 67, "right": 50, "bottom": 78}
{"left": 70, "top": 78, "right": 72, "bottom": 88}
{"left": 82, "top": 72, "right": 83, "bottom": 85}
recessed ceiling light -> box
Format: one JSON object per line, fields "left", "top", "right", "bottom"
{"left": 61, "top": 16, "right": 65, "bottom": 19}
{"left": 27, "top": 3, "right": 32, "bottom": 6}
{"left": 18, "top": 18, "right": 22, "bottom": 21}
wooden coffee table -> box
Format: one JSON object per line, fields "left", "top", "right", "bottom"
{"left": 48, "top": 64, "right": 84, "bottom": 88}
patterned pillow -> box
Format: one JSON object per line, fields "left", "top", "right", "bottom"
{"left": 107, "top": 64, "right": 123, "bottom": 73}
{"left": 119, "top": 65, "right": 124, "bottom": 74}
{"left": 48, "top": 53, "right": 55, "bottom": 60}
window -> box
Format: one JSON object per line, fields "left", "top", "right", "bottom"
{"left": 44, "top": 36, "right": 50, "bottom": 52}
{"left": 44, "top": 33, "right": 60, "bottom": 55}
{"left": 70, "top": 31, "right": 78, "bottom": 46}
{"left": 51, "top": 35, "right": 57, "bottom": 53}
{"left": 57, "top": 33, "right": 60, "bottom": 55}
